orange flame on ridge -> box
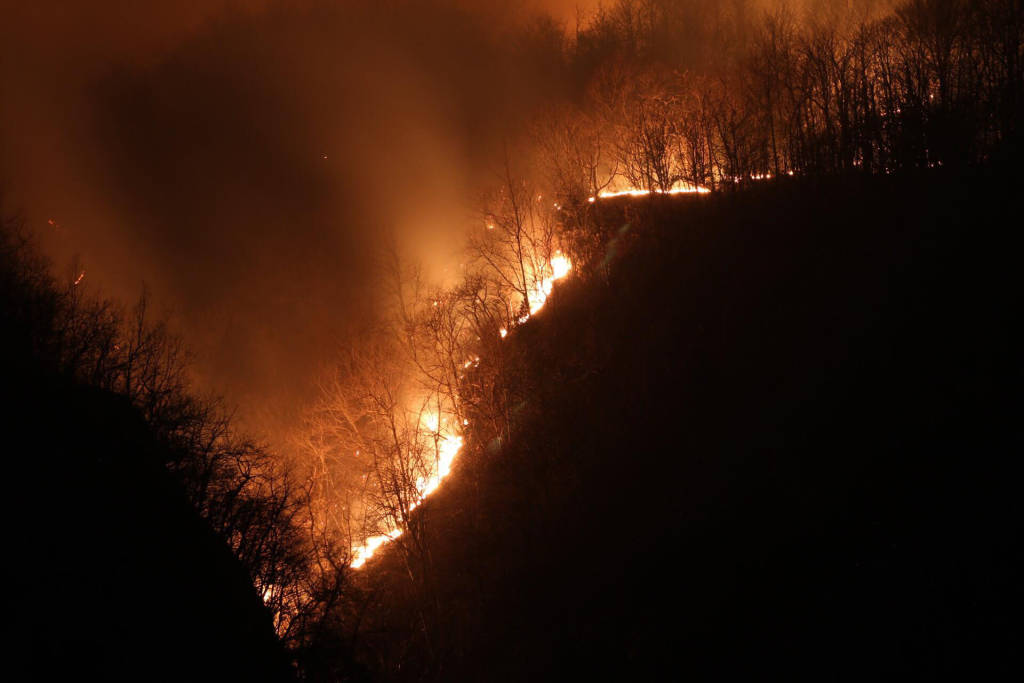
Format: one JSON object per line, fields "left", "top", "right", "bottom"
{"left": 587, "top": 181, "right": 710, "bottom": 203}
{"left": 350, "top": 253, "right": 572, "bottom": 569}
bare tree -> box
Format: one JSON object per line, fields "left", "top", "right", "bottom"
{"left": 469, "top": 150, "right": 562, "bottom": 323}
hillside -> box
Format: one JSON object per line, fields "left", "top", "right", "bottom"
{"left": 358, "top": 165, "right": 1021, "bottom": 680}
{"left": 4, "top": 2, "right": 1023, "bottom": 681}
{"left": 9, "top": 373, "right": 294, "bottom": 682}
{"left": 2, "top": 231, "right": 295, "bottom": 681}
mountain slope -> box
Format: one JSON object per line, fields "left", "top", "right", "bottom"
{"left": 10, "top": 375, "right": 292, "bottom": 682}
{"left": 363, "top": 166, "right": 1021, "bottom": 680}
{"left": 1, "top": 230, "right": 294, "bottom": 681}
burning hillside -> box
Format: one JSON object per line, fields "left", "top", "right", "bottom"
{"left": 349, "top": 251, "right": 573, "bottom": 568}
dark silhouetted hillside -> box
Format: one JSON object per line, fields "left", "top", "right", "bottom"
{"left": 360, "top": 165, "right": 1021, "bottom": 681}
{"left": 10, "top": 375, "right": 293, "bottom": 682}
{"left": 2, "top": 226, "right": 294, "bottom": 682}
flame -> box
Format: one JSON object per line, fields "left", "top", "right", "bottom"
{"left": 588, "top": 181, "right": 710, "bottom": 202}
{"left": 351, "top": 528, "right": 404, "bottom": 569}
{"left": 350, "top": 410, "right": 465, "bottom": 569}
{"left": 349, "top": 253, "right": 573, "bottom": 568}
{"left": 526, "top": 252, "right": 572, "bottom": 316}
{"left": 414, "top": 433, "right": 465, "bottom": 500}
{"left": 550, "top": 253, "right": 571, "bottom": 279}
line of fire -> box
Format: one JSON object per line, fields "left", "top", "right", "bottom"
{"left": 3, "top": 1, "right": 1019, "bottom": 681}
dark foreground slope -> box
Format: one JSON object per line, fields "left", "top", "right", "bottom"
{"left": 1, "top": 250, "right": 292, "bottom": 680}
{"left": 7, "top": 375, "right": 292, "bottom": 682}
{"left": 367, "top": 167, "right": 1021, "bottom": 680}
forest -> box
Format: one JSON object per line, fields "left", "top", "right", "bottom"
{"left": 2, "top": 0, "right": 1020, "bottom": 681}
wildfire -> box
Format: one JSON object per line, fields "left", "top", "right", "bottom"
{"left": 526, "top": 252, "right": 572, "bottom": 316}
{"left": 588, "top": 182, "right": 710, "bottom": 202}
{"left": 550, "top": 253, "right": 572, "bottom": 279}
{"left": 351, "top": 528, "right": 404, "bottom": 569}
{"left": 413, "top": 411, "right": 465, "bottom": 501}
{"left": 349, "top": 253, "right": 573, "bottom": 569}
{"left": 349, "top": 410, "right": 464, "bottom": 570}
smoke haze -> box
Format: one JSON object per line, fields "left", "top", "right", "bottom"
{"left": 2, "top": 0, "right": 887, "bottom": 442}
{"left": 1, "top": 0, "right": 602, "bottom": 442}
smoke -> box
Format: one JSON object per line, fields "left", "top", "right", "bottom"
{"left": 1, "top": 0, "right": 888, "bottom": 443}
{"left": 0, "top": 0, "right": 589, "bottom": 443}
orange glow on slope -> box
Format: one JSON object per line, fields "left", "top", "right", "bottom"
{"left": 413, "top": 411, "right": 465, "bottom": 501}
{"left": 550, "top": 253, "right": 572, "bottom": 279}
{"left": 588, "top": 182, "right": 709, "bottom": 202}
{"left": 350, "top": 253, "right": 573, "bottom": 569}
{"left": 350, "top": 410, "right": 466, "bottom": 569}
{"left": 351, "top": 528, "right": 404, "bottom": 569}
{"left": 526, "top": 252, "right": 572, "bottom": 316}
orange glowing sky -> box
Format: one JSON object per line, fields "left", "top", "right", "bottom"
{"left": 1, "top": 0, "right": 596, "bottom": 447}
